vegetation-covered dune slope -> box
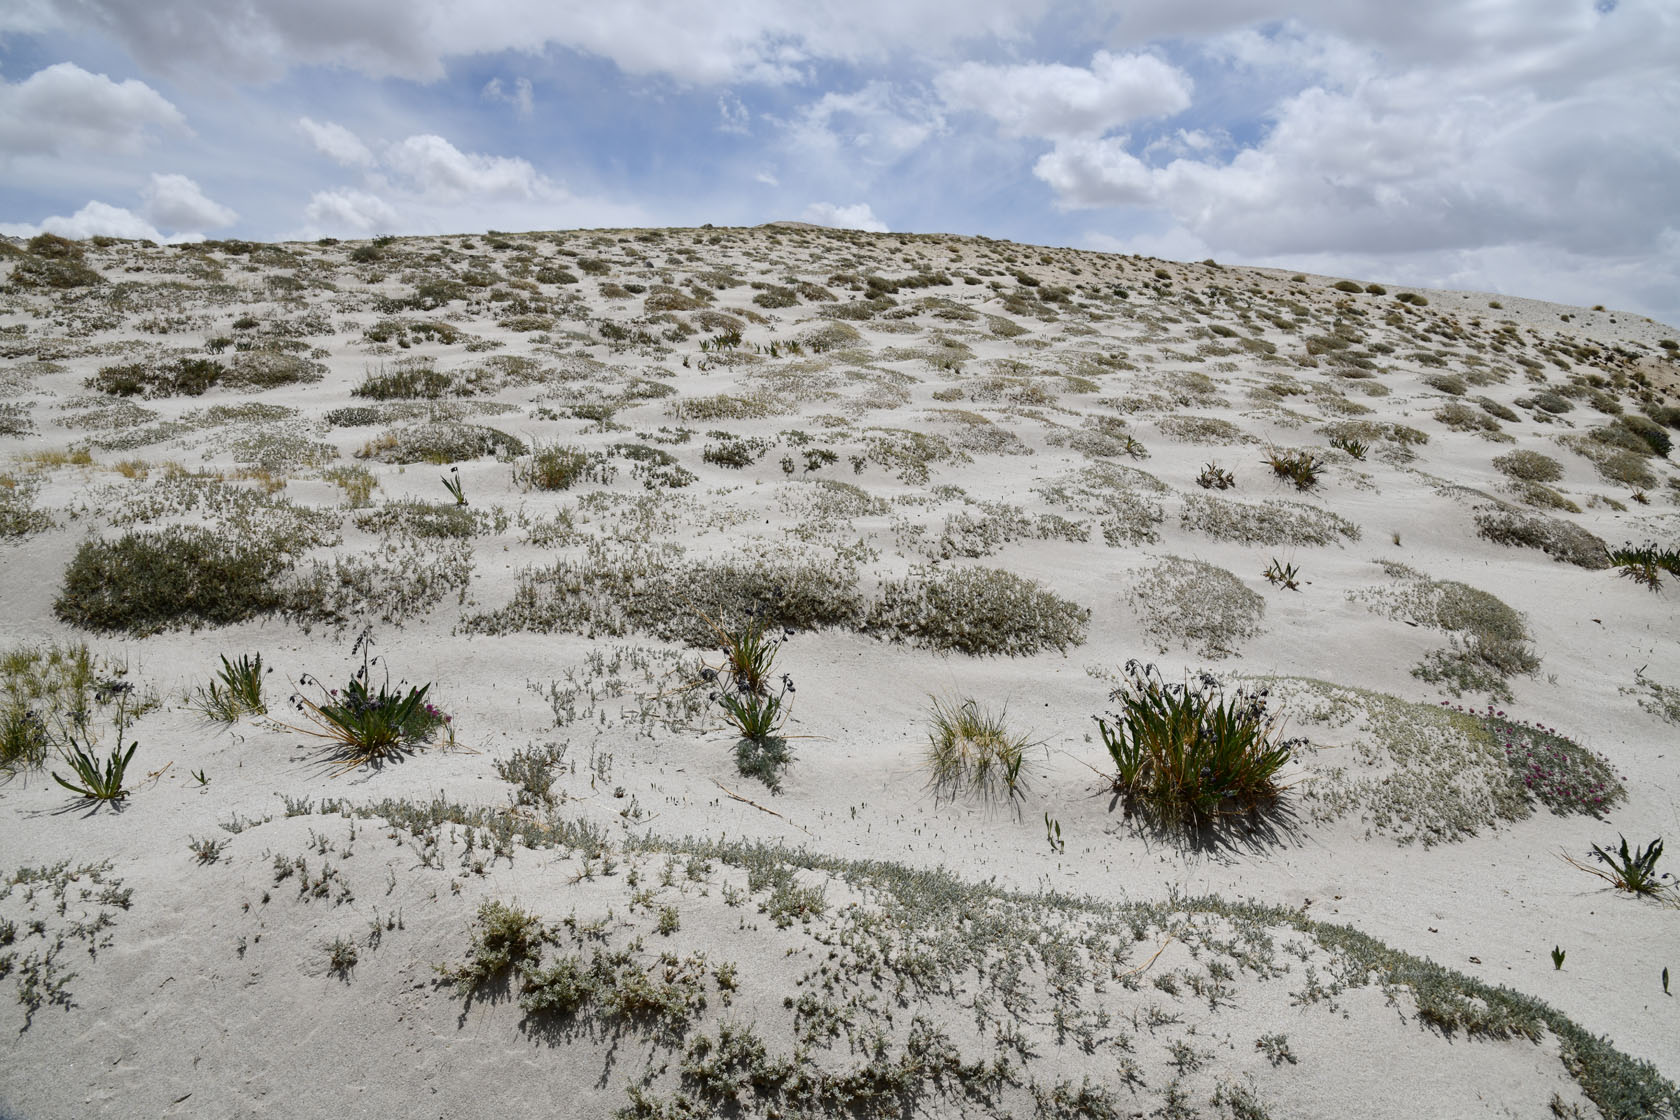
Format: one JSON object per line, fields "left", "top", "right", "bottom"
{"left": 1, "top": 226, "right": 1677, "bottom": 1118}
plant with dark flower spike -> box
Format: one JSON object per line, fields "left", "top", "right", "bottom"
{"left": 52, "top": 685, "right": 139, "bottom": 805}
{"left": 693, "top": 601, "right": 799, "bottom": 790}
{"left": 441, "top": 466, "right": 467, "bottom": 506}
{"left": 1095, "top": 660, "right": 1299, "bottom": 828}
{"left": 280, "top": 626, "right": 450, "bottom": 770}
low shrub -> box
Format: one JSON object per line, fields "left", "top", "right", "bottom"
{"left": 868, "top": 566, "right": 1089, "bottom": 657}
{"left": 90, "top": 356, "right": 224, "bottom": 398}
{"left": 1130, "top": 556, "right": 1264, "bottom": 659}
{"left": 1493, "top": 449, "right": 1564, "bottom": 483}
{"left": 1473, "top": 508, "right": 1609, "bottom": 569}
{"left": 55, "top": 526, "right": 291, "bottom": 634}
{"left": 357, "top": 423, "right": 526, "bottom": 465}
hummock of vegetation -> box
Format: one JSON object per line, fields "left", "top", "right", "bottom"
{"left": 1, "top": 226, "right": 1677, "bottom": 1118}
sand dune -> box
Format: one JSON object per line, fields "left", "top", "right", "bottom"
{"left": 1, "top": 226, "right": 1676, "bottom": 1118}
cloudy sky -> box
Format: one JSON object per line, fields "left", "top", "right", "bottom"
{"left": 2, "top": 1, "right": 1676, "bottom": 324}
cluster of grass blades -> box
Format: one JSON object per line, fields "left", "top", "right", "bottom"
{"left": 1095, "top": 660, "right": 1300, "bottom": 830}
{"left": 1606, "top": 542, "right": 1680, "bottom": 593}
{"left": 924, "top": 696, "right": 1034, "bottom": 810}
{"left": 282, "top": 628, "right": 449, "bottom": 770}
{"left": 192, "top": 653, "right": 269, "bottom": 721}
{"left": 1263, "top": 446, "right": 1325, "bottom": 490}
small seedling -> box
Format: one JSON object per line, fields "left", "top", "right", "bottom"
{"left": 1662, "top": 966, "right": 1670, "bottom": 995}
{"left": 1044, "top": 812, "right": 1065, "bottom": 854}
{"left": 1330, "top": 435, "right": 1369, "bottom": 460}
{"left": 191, "top": 768, "right": 209, "bottom": 787}
{"left": 1263, "top": 558, "right": 1301, "bottom": 591}
{"left": 1196, "top": 463, "right": 1235, "bottom": 490}
{"left": 1551, "top": 946, "right": 1565, "bottom": 970}
{"left": 442, "top": 465, "right": 467, "bottom": 506}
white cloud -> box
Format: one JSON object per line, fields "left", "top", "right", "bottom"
{"left": 754, "top": 170, "right": 779, "bottom": 187}
{"left": 0, "top": 200, "right": 183, "bottom": 244}
{"left": 482, "top": 77, "right": 534, "bottom": 117}
{"left": 141, "top": 173, "right": 237, "bottom": 231}
{"left": 937, "top": 51, "right": 1192, "bottom": 138}
{"left": 788, "top": 82, "right": 943, "bottom": 167}
{"left": 293, "top": 131, "right": 650, "bottom": 238}
{"left": 298, "top": 117, "right": 376, "bottom": 167}
{"left": 382, "top": 134, "right": 548, "bottom": 199}
{"left": 718, "top": 93, "right": 750, "bottom": 134}
{"left": 0, "top": 62, "right": 184, "bottom": 156}
{"left": 47, "top": 0, "right": 1051, "bottom": 85}
{"left": 801, "top": 201, "right": 887, "bottom": 232}
{"left": 302, "top": 188, "right": 401, "bottom": 235}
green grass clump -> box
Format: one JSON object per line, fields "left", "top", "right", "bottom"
{"left": 192, "top": 654, "right": 268, "bottom": 721}
{"left": 55, "top": 526, "right": 291, "bottom": 634}
{"left": 924, "top": 697, "right": 1033, "bottom": 807}
{"left": 1, "top": 642, "right": 108, "bottom": 773}
{"left": 1130, "top": 557, "right": 1265, "bottom": 659}
{"left": 352, "top": 359, "right": 459, "bottom": 400}
{"left": 868, "top": 565, "right": 1089, "bottom": 657}
{"left": 284, "top": 631, "right": 448, "bottom": 768}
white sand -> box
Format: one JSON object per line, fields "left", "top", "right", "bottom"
{"left": 0, "top": 228, "right": 1676, "bottom": 1118}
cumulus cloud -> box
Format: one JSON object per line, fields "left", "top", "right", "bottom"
{"left": 0, "top": 201, "right": 195, "bottom": 244}
{"left": 1035, "top": 23, "right": 1680, "bottom": 267}
{"left": 801, "top": 201, "right": 887, "bottom": 232}
{"left": 0, "top": 62, "right": 184, "bottom": 156}
{"left": 302, "top": 188, "right": 401, "bottom": 235}
{"left": 141, "top": 173, "right": 237, "bottom": 230}
{"left": 293, "top": 131, "right": 649, "bottom": 238}
{"left": 482, "top": 77, "right": 533, "bottom": 117}
{"left": 937, "top": 51, "right": 1192, "bottom": 138}
{"left": 382, "top": 134, "right": 548, "bottom": 199}
{"left": 298, "top": 117, "right": 376, "bottom": 167}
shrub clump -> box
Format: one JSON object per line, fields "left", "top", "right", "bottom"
{"left": 55, "top": 525, "right": 291, "bottom": 634}
{"left": 1179, "top": 494, "right": 1360, "bottom": 547}
{"left": 1130, "top": 557, "right": 1264, "bottom": 659}
{"left": 358, "top": 424, "right": 526, "bottom": 465}
{"left": 868, "top": 566, "right": 1089, "bottom": 657}
{"left": 222, "top": 351, "right": 326, "bottom": 391}
{"left": 1473, "top": 507, "right": 1609, "bottom": 569}
{"left": 1492, "top": 449, "right": 1564, "bottom": 483}
{"left": 467, "top": 548, "right": 866, "bottom": 648}
{"left": 90, "top": 356, "right": 225, "bottom": 398}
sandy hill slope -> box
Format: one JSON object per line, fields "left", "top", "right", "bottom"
{"left": 0, "top": 226, "right": 1677, "bottom": 1119}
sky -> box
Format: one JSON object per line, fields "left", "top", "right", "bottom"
{"left": 2, "top": 0, "right": 1677, "bottom": 325}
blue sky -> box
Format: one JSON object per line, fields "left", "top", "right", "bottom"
{"left": 3, "top": 0, "right": 1677, "bottom": 325}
